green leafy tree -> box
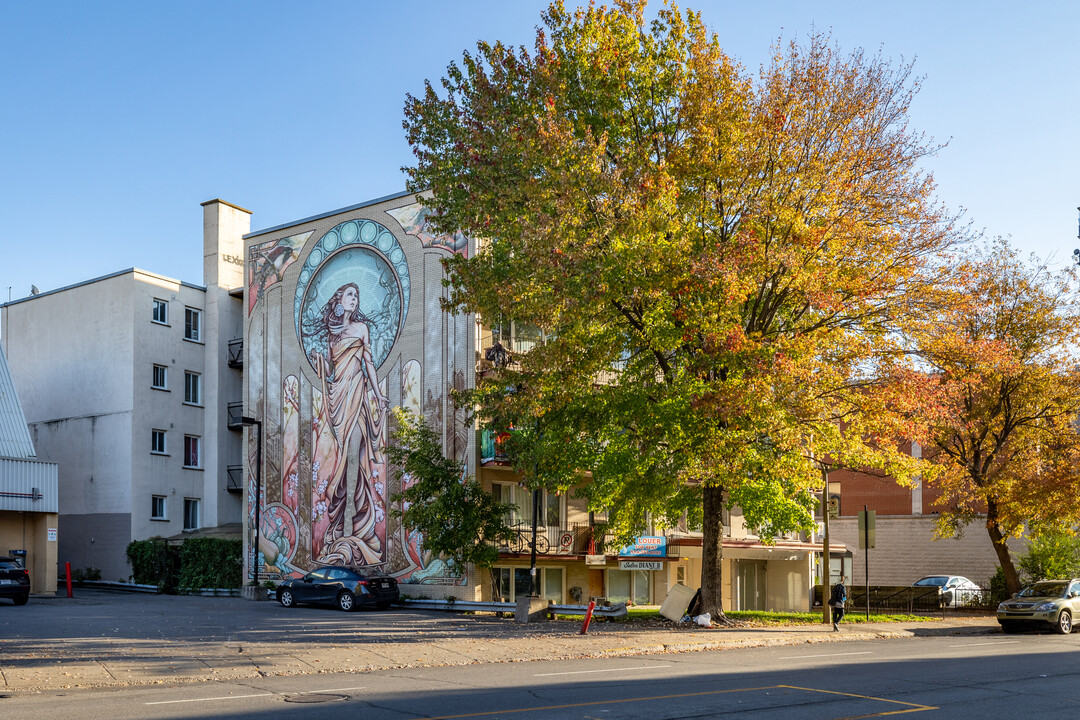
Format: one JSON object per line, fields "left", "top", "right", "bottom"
{"left": 404, "top": 1, "right": 960, "bottom": 619}
{"left": 387, "top": 409, "right": 517, "bottom": 597}
{"left": 1018, "top": 529, "right": 1080, "bottom": 583}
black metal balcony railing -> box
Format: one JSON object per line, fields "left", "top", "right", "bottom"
{"left": 226, "top": 465, "right": 243, "bottom": 493}
{"left": 227, "top": 338, "right": 243, "bottom": 368}
{"left": 497, "top": 523, "right": 615, "bottom": 556}
{"left": 226, "top": 402, "right": 244, "bottom": 430}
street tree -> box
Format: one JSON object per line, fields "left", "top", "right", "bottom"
{"left": 387, "top": 409, "right": 517, "bottom": 597}
{"left": 914, "top": 239, "right": 1080, "bottom": 595}
{"left": 404, "top": 0, "right": 961, "bottom": 619}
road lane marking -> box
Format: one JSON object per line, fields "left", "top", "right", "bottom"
{"left": 408, "top": 684, "right": 935, "bottom": 719}
{"left": 535, "top": 664, "right": 672, "bottom": 677}
{"left": 779, "top": 651, "right": 874, "bottom": 660}
{"left": 947, "top": 641, "right": 1019, "bottom": 648}
{"left": 145, "top": 685, "right": 366, "bottom": 705}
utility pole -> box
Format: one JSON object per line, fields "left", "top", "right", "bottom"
{"left": 821, "top": 465, "right": 831, "bottom": 625}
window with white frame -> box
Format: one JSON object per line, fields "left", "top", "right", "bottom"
{"left": 493, "top": 566, "right": 564, "bottom": 602}
{"left": 151, "top": 429, "right": 166, "bottom": 454}
{"left": 151, "top": 495, "right": 166, "bottom": 520}
{"left": 152, "top": 298, "right": 168, "bottom": 324}
{"left": 184, "top": 307, "right": 202, "bottom": 342}
{"left": 152, "top": 364, "right": 168, "bottom": 390}
{"left": 491, "top": 482, "right": 564, "bottom": 528}
{"left": 183, "top": 435, "right": 201, "bottom": 468}
{"left": 184, "top": 371, "right": 201, "bottom": 405}
{"left": 183, "top": 498, "right": 200, "bottom": 530}
{"left": 606, "top": 568, "right": 652, "bottom": 605}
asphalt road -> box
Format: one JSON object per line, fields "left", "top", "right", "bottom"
{"left": 4, "top": 631, "right": 1079, "bottom": 719}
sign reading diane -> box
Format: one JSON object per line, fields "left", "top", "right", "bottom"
{"left": 619, "top": 536, "right": 667, "bottom": 558}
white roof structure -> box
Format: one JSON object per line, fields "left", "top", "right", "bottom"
{"left": 0, "top": 344, "right": 35, "bottom": 459}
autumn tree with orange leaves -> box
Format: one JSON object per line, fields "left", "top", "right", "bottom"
{"left": 914, "top": 240, "right": 1080, "bottom": 596}
{"left": 403, "top": 0, "right": 962, "bottom": 620}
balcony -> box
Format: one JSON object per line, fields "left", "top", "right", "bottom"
{"left": 226, "top": 465, "right": 243, "bottom": 493}
{"left": 227, "top": 402, "right": 244, "bottom": 430}
{"left": 227, "top": 338, "right": 243, "bottom": 368}
{"left": 497, "top": 523, "right": 615, "bottom": 556}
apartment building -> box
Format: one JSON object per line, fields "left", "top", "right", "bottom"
{"left": 242, "top": 192, "right": 819, "bottom": 612}
{"left": 0, "top": 200, "right": 249, "bottom": 581}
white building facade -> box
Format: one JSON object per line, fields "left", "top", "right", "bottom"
{"left": 0, "top": 200, "right": 249, "bottom": 581}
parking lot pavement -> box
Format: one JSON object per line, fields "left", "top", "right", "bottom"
{"left": 0, "top": 590, "right": 1000, "bottom": 692}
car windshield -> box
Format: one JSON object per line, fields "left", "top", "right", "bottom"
{"left": 1017, "top": 582, "right": 1068, "bottom": 598}
{"left": 914, "top": 577, "right": 948, "bottom": 587}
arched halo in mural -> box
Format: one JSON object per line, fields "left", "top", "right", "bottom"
{"left": 294, "top": 219, "right": 410, "bottom": 370}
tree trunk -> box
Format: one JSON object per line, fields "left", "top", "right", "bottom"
{"left": 986, "top": 500, "right": 1021, "bottom": 596}
{"left": 699, "top": 484, "right": 729, "bottom": 624}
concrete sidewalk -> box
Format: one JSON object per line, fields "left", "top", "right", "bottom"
{"left": 0, "top": 591, "right": 1000, "bottom": 692}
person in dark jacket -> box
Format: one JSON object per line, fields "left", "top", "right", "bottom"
{"left": 830, "top": 577, "right": 848, "bottom": 631}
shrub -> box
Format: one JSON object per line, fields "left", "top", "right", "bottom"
{"left": 126, "top": 538, "right": 178, "bottom": 593}
{"left": 177, "top": 538, "right": 242, "bottom": 591}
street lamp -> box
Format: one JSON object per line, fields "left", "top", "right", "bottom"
{"left": 240, "top": 416, "right": 262, "bottom": 588}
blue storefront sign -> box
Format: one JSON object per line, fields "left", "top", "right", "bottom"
{"left": 619, "top": 536, "right": 666, "bottom": 558}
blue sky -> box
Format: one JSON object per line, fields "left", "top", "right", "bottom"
{"left": 2, "top": 1, "right": 1078, "bottom": 308}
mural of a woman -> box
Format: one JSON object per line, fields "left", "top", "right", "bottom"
{"left": 309, "top": 282, "right": 390, "bottom": 566}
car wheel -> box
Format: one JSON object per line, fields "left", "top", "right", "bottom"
{"left": 999, "top": 621, "right": 1019, "bottom": 634}
{"left": 279, "top": 589, "right": 295, "bottom": 608}
{"left": 337, "top": 591, "right": 356, "bottom": 612}
{"left": 12, "top": 594, "right": 28, "bottom": 606}
{"left": 1056, "top": 610, "right": 1073, "bottom": 634}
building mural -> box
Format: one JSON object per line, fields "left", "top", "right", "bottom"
{"left": 244, "top": 193, "right": 474, "bottom": 587}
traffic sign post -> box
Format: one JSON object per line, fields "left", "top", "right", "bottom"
{"left": 859, "top": 507, "right": 876, "bottom": 619}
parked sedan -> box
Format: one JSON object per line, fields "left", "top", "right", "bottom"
{"left": 911, "top": 575, "right": 983, "bottom": 607}
{"left": 0, "top": 557, "right": 30, "bottom": 606}
{"left": 277, "top": 566, "right": 399, "bottom": 611}
{"left": 997, "top": 579, "right": 1080, "bottom": 634}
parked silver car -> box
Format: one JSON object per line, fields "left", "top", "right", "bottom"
{"left": 911, "top": 575, "right": 983, "bottom": 608}
{"left": 997, "top": 579, "right": 1080, "bottom": 634}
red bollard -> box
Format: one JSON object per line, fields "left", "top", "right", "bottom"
{"left": 65, "top": 561, "right": 73, "bottom": 598}
{"left": 580, "top": 600, "right": 596, "bottom": 635}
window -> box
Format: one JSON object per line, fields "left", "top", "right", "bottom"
{"left": 151, "top": 495, "right": 166, "bottom": 520}
{"left": 183, "top": 498, "right": 200, "bottom": 530}
{"left": 492, "top": 482, "right": 564, "bottom": 527}
{"left": 152, "top": 364, "right": 168, "bottom": 390}
{"left": 152, "top": 298, "right": 168, "bottom": 324}
{"left": 183, "top": 435, "right": 201, "bottom": 468}
{"left": 493, "top": 566, "right": 565, "bottom": 602}
{"left": 184, "top": 307, "right": 202, "bottom": 342}
{"left": 184, "top": 372, "right": 201, "bottom": 405}
{"left": 151, "top": 429, "right": 166, "bottom": 454}
{"left": 607, "top": 569, "right": 652, "bottom": 605}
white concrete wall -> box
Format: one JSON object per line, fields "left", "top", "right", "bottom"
{"left": 829, "top": 515, "right": 1027, "bottom": 588}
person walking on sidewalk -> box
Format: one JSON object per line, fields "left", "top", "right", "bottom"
{"left": 829, "top": 577, "right": 848, "bottom": 631}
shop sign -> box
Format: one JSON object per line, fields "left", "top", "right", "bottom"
{"left": 619, "top": 560, "right": 662, "bottom": 571}
{"left": 619, "top": 535, "right": 666, "bottom": 557}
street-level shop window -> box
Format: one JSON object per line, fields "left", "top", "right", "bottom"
{"left": 184, "top": 498, "right": 200, "bottom": 530}
{"left": 152, "top": 364, "right": 168, "bottom": 390}
{"left": 493, "top": 566, "right": 564, "bottom": 603}
{"left": 184, "top": 307, "right": 202, "bottom": 342}
{"left": 607, "top": 569, "right": 652, "bottom": 605}
{"left": 151, "top": 495, "right": 166, "bottom": 520}
{"left": 184, "top": 371, "right": 201, "bottom": 405}
{"left": 183, "top": 435, "right": 201, "bottom": 468}
{"left": 151, "top": 429, "right": 166, "bottom": 454}
{"left": 152, "top": 298, "right": 168, "bottom": 324}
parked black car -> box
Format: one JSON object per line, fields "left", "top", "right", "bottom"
{"left": 0, "top": 557, "right": 30, "bottom": 605}
{"left": 277, "top": 566, "right": 399, "bottom": 611}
